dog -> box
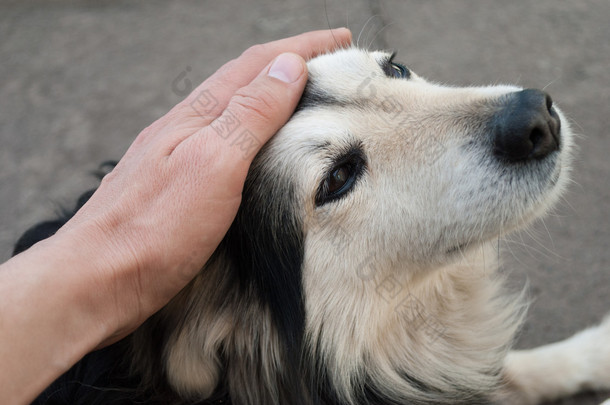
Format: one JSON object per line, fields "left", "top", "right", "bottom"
{"left": 16, "top": 47, "right": 610, "bottom": 405}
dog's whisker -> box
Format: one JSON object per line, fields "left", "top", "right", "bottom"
{"left": 506, "top": 228, "right": 563, "bottom": 262}
{"left": 538, "top": 217, "right": 556, "bottom": 251}
{"left": 542, "top": 77, "right": 561, "bottom": 92}
{"left": 356, "top": 14, "right": 380, "bottom": 48}
{"left": 557, "top": 192, "right": 578, "bottom": 214}
{"left": 363, "top": 15, "right": 381, "bottom": 50}
{"left": 323, "top": 0, "right": 342, "bottom": 49}
{"left": 501, "top": 233, "right": 533, "bottom": 270}
{"left": 367, "top": 21, "right": 395, "bottom": 50}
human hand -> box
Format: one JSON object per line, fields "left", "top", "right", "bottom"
{"left": 54, "top": 28, "right": 352, "bottom": 345}
{"left": 0, "top": 29, "right": 351, "bottom": 403}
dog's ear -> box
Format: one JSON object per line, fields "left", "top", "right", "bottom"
{"left": 152, "top": 252, "right": 235, "bottom": 400}
{"left": 227, "top": 169, "right": 306, "bottom": 364}
{"left": 220, "top": 167, "right": 309, "bottom": 404}
{"left": 160, "top": 159, "right": 310, "bottom": 404}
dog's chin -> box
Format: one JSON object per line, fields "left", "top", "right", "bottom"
{"left": 442, "top": 169, "right": 565, "bottom": 260}
{"left": 472, "top": 142, "right": 569, "bottom": 256}
{"left": 516, "top": 152, "right": 569, "bottom": 225}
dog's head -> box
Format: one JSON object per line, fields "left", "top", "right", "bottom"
{"left": 281, "top": 48, "right": 570, "bottom": 269}
{"left": 154, "top": 48, "right": 573, "bottom": 405}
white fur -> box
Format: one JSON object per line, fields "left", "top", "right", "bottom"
{"left": 503, "top": 316, "right": 610, "bottom": 404}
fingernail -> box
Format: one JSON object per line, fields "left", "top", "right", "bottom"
{"left": 268, "top": 53, "right": 304, "bottom": 83}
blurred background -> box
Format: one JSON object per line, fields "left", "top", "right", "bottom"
{"left": 0, "top": 1, "right": 608, "bottom": 403}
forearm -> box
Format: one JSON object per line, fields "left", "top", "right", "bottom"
{"left": 0, "top": 231, "right": 119, "bottom": 404}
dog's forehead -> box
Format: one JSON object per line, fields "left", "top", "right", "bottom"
{"left": 306, "top": 48, "right": 391, "bottom": 96}
{"left": 308, "top": 48, "right": 389, "bottom": 74}
{"left": 266, "top": 48, "right": 405, "bottom": 169}
{"left": 267, "top": 49, "right": 400, "bottom": 160}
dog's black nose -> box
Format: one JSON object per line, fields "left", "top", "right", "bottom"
{"left": 492, "top": 89, "right": 561, "bottom": 162}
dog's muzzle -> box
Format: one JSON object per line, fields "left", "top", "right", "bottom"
{"left": 492, "top": 89, "right": 561, "bottom": 162}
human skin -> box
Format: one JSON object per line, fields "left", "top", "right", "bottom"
{"left": 0, "top": 28, "right": 352, "bottom": 404}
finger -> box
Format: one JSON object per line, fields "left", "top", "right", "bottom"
{"left": 181, "top": 28, "right": 351, "bottom": 120}
{"left": 176, "top": 52, "right": 308, "bottom": 178}
{"left": 132, "top": 29, "right": 350, "bottom": 151}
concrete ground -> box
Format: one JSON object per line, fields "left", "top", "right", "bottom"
{"left": 1, "top": 1, "right": 608, "bottom": 403}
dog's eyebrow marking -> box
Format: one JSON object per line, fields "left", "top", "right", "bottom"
{"left": 295, "top": 79, "right": 345, "bottom": 112}
{"left": 308, "top": 140, "right": 332, "bottom": 152}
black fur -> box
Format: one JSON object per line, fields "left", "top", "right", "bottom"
{"left": 222, "top": 164, "right": 308, "bottom": 403}
{"left": 296, "top": 79, "right": 344, "bottom": 112}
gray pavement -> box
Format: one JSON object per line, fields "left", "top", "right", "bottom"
{"left": 1, "top": 1, "right": 609, "bottom": 404}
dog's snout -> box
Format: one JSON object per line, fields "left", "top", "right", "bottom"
{"left": 492, "top": 89, "right": 561, "bottom": 162}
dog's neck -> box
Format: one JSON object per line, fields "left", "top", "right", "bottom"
{"left": 303, "top": 243, "right": 527, "bottom": 403}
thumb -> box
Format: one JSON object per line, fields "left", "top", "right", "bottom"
{"left": 195, "top": 52, "right": 308, "bottom": 165}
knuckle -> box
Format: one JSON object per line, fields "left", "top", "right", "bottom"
{"left": 231, "top": 88, "right": 279, "bottom": 124}
{"left": 213, "top": 57, "right": 239, "bottom": 79}
{"left": 240, "top": 43, "right": 269, "bottom": 60}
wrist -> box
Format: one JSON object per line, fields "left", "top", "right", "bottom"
{"left": 0, "top": 228, "right": 126, "bottom": 403}
{"left": 52, "top": 218, "right": 144, "bottom": 343}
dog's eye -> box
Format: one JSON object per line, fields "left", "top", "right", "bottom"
{"left": 328, "top": 166, "right": 350, "bottom": 194}
{"left": 382, "top": 52, "right": 411, "bottom": 79}
{"left": 389, "top": 62, "right": 411, "bottom": 79}
{"left": 316, "top": 152, "right": 366, "bottom": 206}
